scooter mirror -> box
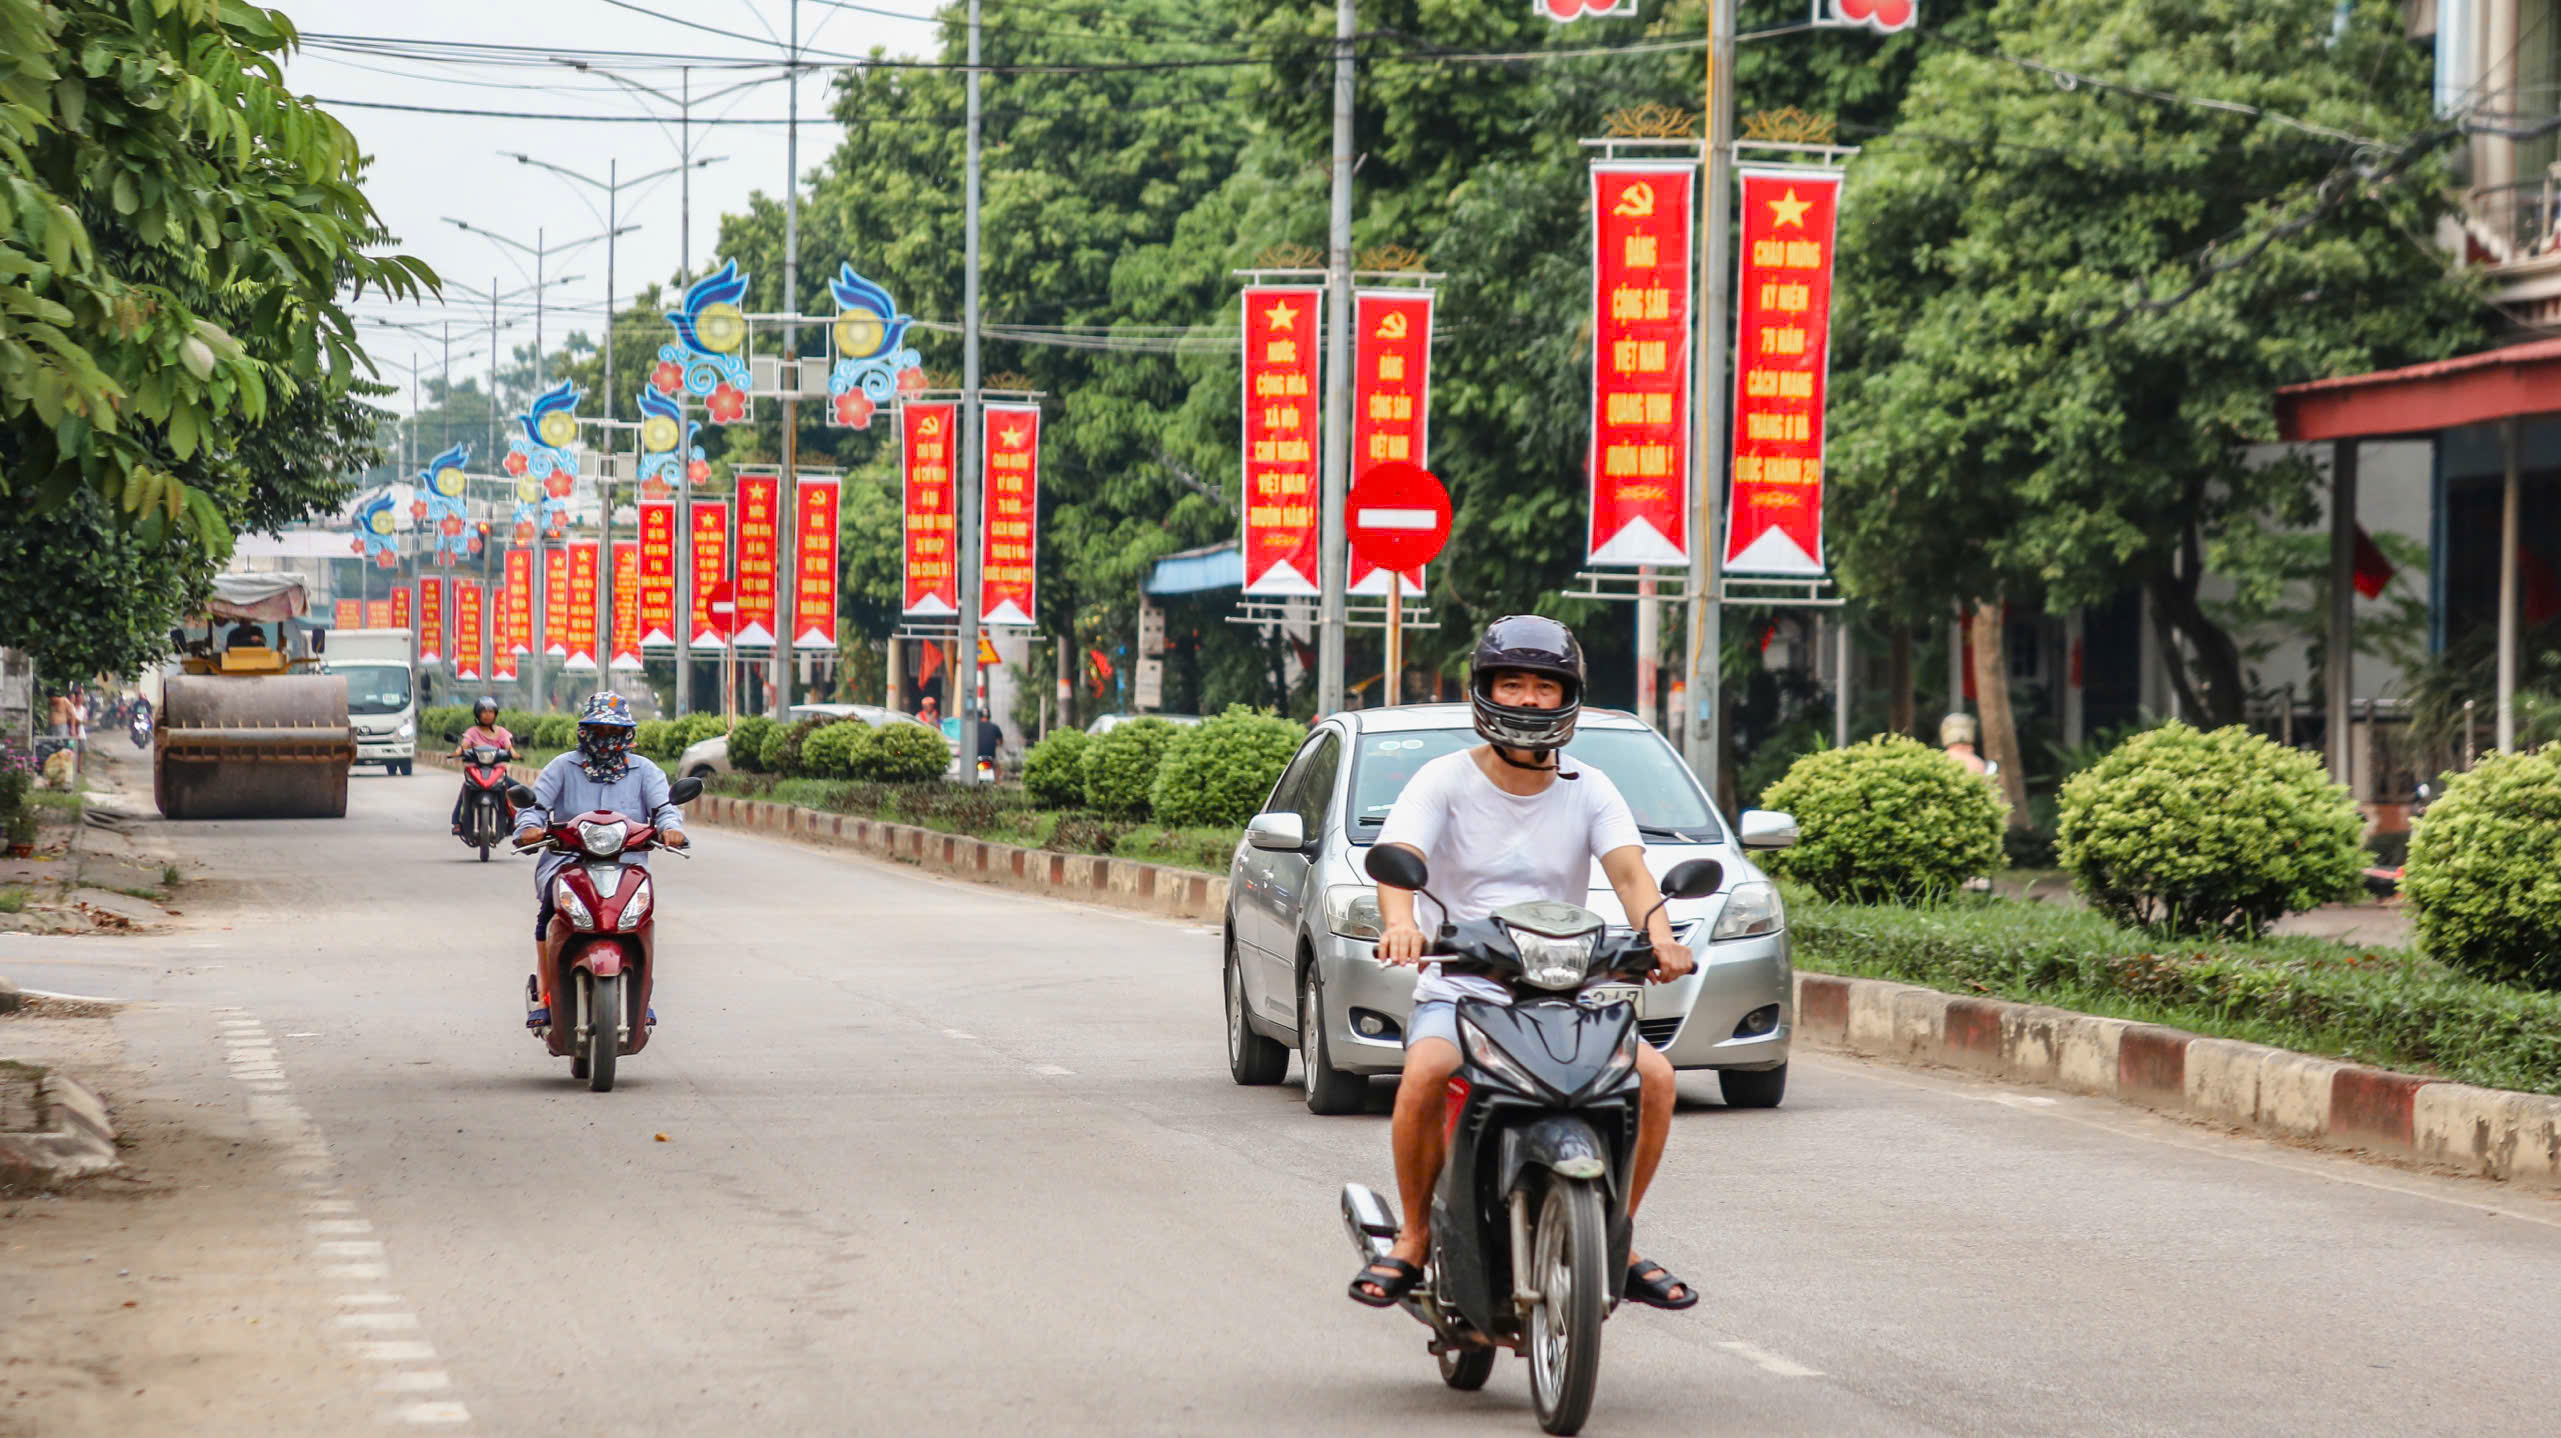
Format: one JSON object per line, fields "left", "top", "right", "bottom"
{"left": 308, "top": 627, "right": 326, "bottom": 655}
{"left": 1659, "top": 858, "right": 1724, "bottom": 899}
{"left": 667, "top": 776, "right": 704, "bottom": 806}
{"left": 506, "top": 783, "right": 539, "bottom": 809}
{"left": 1364, "top": 843, "right": 1429, "bottom": 892}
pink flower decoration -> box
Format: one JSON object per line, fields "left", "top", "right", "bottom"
{"left": 651, "top": 361, "right": 684, "bottom": 395}
{"left": 706, "top": 384, "right": 747, "bottom": 424}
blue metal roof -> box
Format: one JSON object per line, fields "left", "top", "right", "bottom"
{"left": 1144, "top": 543, "right": 1243, "bottom": 597}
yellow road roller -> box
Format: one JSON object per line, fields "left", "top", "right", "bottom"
{"left": 154, "top": 575, "right": 357, "bottom": 821}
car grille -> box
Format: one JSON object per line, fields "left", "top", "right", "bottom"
{"left": 1637, "top": 1017, "right": 1683, "bottom": 1050}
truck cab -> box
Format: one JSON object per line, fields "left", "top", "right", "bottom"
{"left": 324, "top": 628, "right": 417, "bottom": 775}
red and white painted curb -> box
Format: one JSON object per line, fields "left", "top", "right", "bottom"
{"left": 1794, "top": 972, "right": 2561, "bottom": 1189}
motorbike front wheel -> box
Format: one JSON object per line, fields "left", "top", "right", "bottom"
{"left": 584, "top": 973, "right": 619, "bottom": 1093}
{"left": 1525, "top": 1177, "right": 1607, "bottom": 1435}
{"left": 476, "top": 841, "right": 491, "bottom": 862}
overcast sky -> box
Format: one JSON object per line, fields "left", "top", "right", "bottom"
{"left": 279, "top": 0, "right": 940, "bottom": 418}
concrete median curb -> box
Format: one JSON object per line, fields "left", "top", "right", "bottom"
{"left": 0, "top": 1068, "right": 122, "bottom": 1192}
{"left": 1792, "top": 971, "right": 2561, "bottom": 1190}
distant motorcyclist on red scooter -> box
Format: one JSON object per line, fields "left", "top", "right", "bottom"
{"left": 451, "top": 696, "right": 516, "bottom": 836}
{"left": 513, "top": 693, "right": 687, "bottom": 1029}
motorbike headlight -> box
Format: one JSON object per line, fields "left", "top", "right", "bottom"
{"left": 616, "top": 876, "right": 652, "bottom": 931}
{"left": 551, "top": 878, "right": 595, "bottom": 930}
{"left": 1709, "top": 881, "right": 1784, "bottom": 942}
{"left": 1324, "top": 885, "right": 1383, "bottom": 941}
{"left": 1458, "top": 1016, "right": 1549, "bottom": 1098}
{"left": 1586, "top": 1027, "right": 1641, "bottom": 1098}
{"left": 396, "top": 720, "right": 415, "bottom": 740}
{"left": 578, "top": 820, "right": 629, "bottom": 857}
{"left": 1506, "top": 926, "right": 1598, "bottom": 991}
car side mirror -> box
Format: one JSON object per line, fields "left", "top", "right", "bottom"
{"left": 667, "top": 776, "right": 703, "bottom": 806}
{"left": 1659, "top": 858, "right": 1724, "bottom": 899}
{"left": 1244, "top": 810, "right": 1306, "bottom": 851}
{"left": 506, "top": 783, "right": 540, "bottom": 809}
{"left": 1363, "top": 842, "right": 1429, "bottom": 891}
{"left": 308, "top": 628, "right": 326, "bottom": 655}
{"left": 1738, "top": 810, "right": 1799, "bottom": 850}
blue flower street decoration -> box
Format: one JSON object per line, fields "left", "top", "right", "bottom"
{"left": 636, "top": 384, "right": 705, "bottom": 496}
{"left": 505, "top": 380, "right": 584, "bottom": 539}
{"left": 824, "top": 263, "right": 922, "bottom": 429}
{"left": 419, "top": 442, "right": 474, "bottom": 564}
{"left": 353, "top": 490, "right": 399, "bottom": 567}
{"left": 655, "top": 259, "right": 752, "bottom": 423}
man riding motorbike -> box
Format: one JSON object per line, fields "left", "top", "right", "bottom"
{"left": 451, "top": 696, "right": 517, "bottom": 835}
{"left": 1347, "top": 615, "right": 1700, "bottom": 1313}
{"left": 513, "top": 693, "right": 687, "bottom": 1029}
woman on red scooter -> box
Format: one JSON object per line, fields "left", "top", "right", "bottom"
{"left": 513, "top": 693, "right": 687, "bottom": 1029}
{"left": 450, "top": 696, "right": 516, "bottom": 835}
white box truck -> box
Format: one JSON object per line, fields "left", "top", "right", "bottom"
{"left": 325, "top": 629, "right": 416, "bottom": 774}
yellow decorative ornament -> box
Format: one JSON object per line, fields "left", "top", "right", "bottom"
{"left": 433, "top": 466, "right": 466, "bottom": 497}
{"left": 695, "top": 301, "right": 748, "bottom": 354}
{"left": 833, "top": 307, "right": 884, "bottom": 359}
{"left": 641, "top": 414, "right": 681, "bottom": 453}
{"left": 368, "top": 510, "right": 396, "bottom": 536}
{"left": 516, "top": 476, "right": 541, "bottom": 504}
{"left": 537, "top": 411, "right": 580, "bottom": 448}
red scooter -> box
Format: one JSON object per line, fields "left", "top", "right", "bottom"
{"left": 456, "top": 745, "right": 516, "bottom": 860}
{"left": 508, "top": 776, "right": 702, "bottom": 1092}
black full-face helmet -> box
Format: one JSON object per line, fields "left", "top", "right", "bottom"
{"left": 1468, "top": 614, "right": 1585, "bottom": 753}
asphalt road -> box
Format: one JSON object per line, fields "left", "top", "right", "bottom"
{"left": 6, "top": 762, "right": 2560, "bottom": 1436}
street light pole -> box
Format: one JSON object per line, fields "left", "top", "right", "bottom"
{"left": 1315, "top": 0, "right": 1356, "bottom": 719}
{"left": 1681, "top": 0, "right": 1737, "bottom": 799}
{"left": 444, "top": 219, "right": 628, "bottom": 397}
{"left": 778, "top": 0, "right": 803, "bottom": 718}
{"left": 956, "top": 0, "right": 984, "bottom": 770}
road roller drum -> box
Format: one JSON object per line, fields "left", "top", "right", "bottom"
{"left": 154, "top": 672, "right": 356, "bottom": 820}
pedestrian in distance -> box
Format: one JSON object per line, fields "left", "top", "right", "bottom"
{"left": 1940, "top": 712, "right": 1990, "bottom": 777}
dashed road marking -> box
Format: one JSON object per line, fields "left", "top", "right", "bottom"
{"left": 389, "top": 1401, "right": 472, "bottom": 1425}
{"left": 1031, "top": 1064, "right": 1074, "bottom": 1076}
{"left": 943, "top": 1028, "right": 978, "bottom": 1040}
{"left": 1718, "top": 1339, "right": 1823, "bottom": 1378}
{"left": 377, "top": 1371, "right": 452, "bottom": 1393}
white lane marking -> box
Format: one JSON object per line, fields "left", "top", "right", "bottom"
{"left": 1031, "top": 1064, "right": 1073, "bottom": 1076}
{"left": 331, "top": 1311, "right": 422, "bottom": 1331}
{"left": 1988, "top": 1093, "right": 2058, "bottom": 1109}
{"left": 336, "top": 1292, "right": 402, "bottom": 1305}
{"left": 387, "top": 1401, "right": 471, "bottom": 1425}
{"left": 315, "top": 1240, "right": 386, "bottom": 1259}
{"left": 304, "top": 1199, "right": 359, "bottom": 1214}
{"left": 307, "top": 1219, "right": 374, "bottom": 1235}
{"left": 346, "top": 1340, "right": 439, "bottom": 1363}
{"left": 322, "top": 1263, "right": 390, "bottom": 1281}
{"left": 286, "top": 1031, "right": 320, "bottom": 1038}
{"left": 943, "top": 1028, "right": 979, "bottom": 1040}
{"left": 1718, "top": 1339, "right": 1824, "bottom": 1378}
{"left": 376, "top": 1371, "right": 451, "bottom": 1393}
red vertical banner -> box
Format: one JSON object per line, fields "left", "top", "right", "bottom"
{"left": 389, "top": 583, "right": 413, "bottom": 638}
{"left": 333, "top": 598, "right": 360, "bottom": 630}
{"left": 980, "top": 403, "right": 1040, "bottom": 626}
{"left": 365, "top": 599, "right": 393, "bottom": 629}
{"left": 690, "top": 498, "right": 731, "bottom": 650}
{"left": 1586, "top": 161, "right": 1697, "bottom": 566}
{"left": 543, "top": 547, "right": 570, "bottom": 658}
{"left": 637, "top": 501, "right": 677, "bottom": 649}
{"left": 492, "top": 582, "right": 519, "bottom": 682}
{"left": 417, "top": 578, "right": 444, "bottom": 665}
{"left": 733, "top": 472, "right": 780, "bottom": 646}
{"left": 1350, "top": 290, "right": 1434, "bottom": 595}
{"left": 503, "top": 548, "right": 533, "bottom": 655}
{"left": 1725, "top": 167, "right": 1842, "bottom": 576}
{"left": 453, "top": 581, "right": 484, "bottom": 682}
{"left": 793, "top": 477, "right": 841, "bottom": 650}
{"left": 1240, "top": 287, "right": 1322, "bottom": 594}
{"left": 901, "top": 402, "right": 958, "bottom": 616}
{"left": 564, "top": 542, "right": 599, "bottom": 672}
{"left": 611, "top": 542, "right": 642, "bottom": 671}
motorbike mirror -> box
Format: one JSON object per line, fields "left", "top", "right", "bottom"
{"left": 1659, "top": 858, "right": 1724, "bottom": 900}
{"left": 167, "top": 627, "right": 185, "bottom": 652}
{"left": 308, "top": 627, "right": 326, "bottom": 655}
{"left": 506, "top": 783, "right": 539, "bottom": 809}
{"left": 667, "top": 776, "right": 704, "bottom": 806}
{"left": 1363, "top": 843, "right": 1429, "bottom": 892}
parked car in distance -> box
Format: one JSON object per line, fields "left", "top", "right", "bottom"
{"left": 1221, "top": 703, "right": 1800, "bottom": 1115}
{"left": 675, "top": 703, "right": 939, "bottom": 778}
{"left": 1086, "top": 712, "right": 1202, "bottom": 735}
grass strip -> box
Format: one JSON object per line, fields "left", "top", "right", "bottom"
{"left": 1787, "top": 889, "right": 2561, "bottom": 1098}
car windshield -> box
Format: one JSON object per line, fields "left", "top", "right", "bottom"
{"left": 335, "top": 664, "right": 412, "bottom": 716}
{"left": 1346, "top": 725, "right": 1722, "bottom": 843}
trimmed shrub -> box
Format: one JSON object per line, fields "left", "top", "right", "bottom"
{"left": 2405, "top": 748, "right": 2561, "bottom": 989}
{"left": 532, "top": 714, "right": 579, "bottom": 752}
{"left": 1022, "top": 728, "right": 1094, "bottom": 808}
{"left": 669, "top": 712, "right": 730, "bottom": 751}
{"left": 1082, "top": 716, "right": 1176, "bottom": 817}
{"left": 1150, "top": 705, "right": 1303, "bottom": 828}
{"left": 763, "top": 717, "right": 824, "bottom": 776}
{"left": 2056, "top": 721, "right": 2362, "bottom": 939}
{"left": 420, "top": 705, "right": 470, "bottom": 745}
{"left": 868, "top": 721, "right": 952, "bottom": 783}
{"left": 497, "top": 709, "right": 542, "bottom": 743}
{"left": 800, "top": 720, "right": 874, "bottom": 780}
{"left": 632, "top": 719, "right": 676, "bottom": 762}
{"left": 1756, "top": 734, "right": 2006, "bottom": 901}
{"left": 727, "top": 714, "right": 779, "bottom": 773}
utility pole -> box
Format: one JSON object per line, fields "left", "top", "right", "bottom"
{"left": 956, "top": 0, "right": 985, "bottom": 770}
{"left": 1681, "top": 0, "right": 1737, "bottom": 795}
{"left": 777, "top": 0, "right": 804, "bottom": 718}
{"left": 1315, "top": 0, "right": 1356, "bottom": 718}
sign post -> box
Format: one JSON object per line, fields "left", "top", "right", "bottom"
{"left": 1345, "top": 461, "right": 1451, "bottom": 707}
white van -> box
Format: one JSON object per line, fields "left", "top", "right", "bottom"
{"left": 326, "top": 628, "right": 416, "bottom": 774}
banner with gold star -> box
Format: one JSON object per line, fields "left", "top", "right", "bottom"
{"left": 418, "top": 578, "right": 444, "bottom": 667}
{"left": 454, "top": 581, "right": 485, "bottom": 683}
{"left": 1724, "top": 167, "right": 1843, "bottom": 577}
{"left": 732, "top": 472, "right": 782, "bottom": 648}
{"left": 1241, "top": 287, "right": 1323, "bottom": 595}
{"left": 980, "top": 402, "right": 1042, "bottom": 627}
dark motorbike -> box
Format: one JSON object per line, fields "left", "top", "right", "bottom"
{"left": 1343, "top": 845, "right": 1721, "bottom": 1436}
{"left": 456, "top": 745, "right": 517, "bottom": 860}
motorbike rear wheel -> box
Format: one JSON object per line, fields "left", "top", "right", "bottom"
{"left": 1437, "top": 1343, "right": 1496, "bottom": 1391}
{"left": 1525, "top": 1177, "right": 1606, "bottom": 1435}
{"left": 585, "top": 973, "right": 619, "bottom": 1093}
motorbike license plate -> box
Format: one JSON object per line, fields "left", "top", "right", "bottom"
{"left": 1578, "top": 984, "right": 1641, "bottom": 1012}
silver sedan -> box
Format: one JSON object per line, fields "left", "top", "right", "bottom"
{"left": 1221, "top": 704, "right": 1799, "bottom": 1113}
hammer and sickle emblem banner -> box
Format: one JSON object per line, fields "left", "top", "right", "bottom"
{"left": 1586, "top": 161, "right": 1697, "bottom": 566}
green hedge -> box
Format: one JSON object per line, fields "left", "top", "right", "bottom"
{"left": 760, "top": 717, "right": 819, "bottom": 775}
{"left": 800, "top": 721, "right": 873, "bottom": 780}
{"left": 1083, "top": 717, "right": 1176, "bottom": 817}
{"left": 1022, "top": 729, "right": 1093, "bottom": 808}
{"left": 1150, "top": 705, "right": 1302, "bottom": 828}
{"left": 1757, "top": 734, "right": 2006, "bottom": 901}
{"left": 2405, "top": 748, "right": 2561, "bottom": 990}
{"left": 869, "top": 722, "right": 951, "bottom": 783}
{"left": 531, "top": 714, "right": 579, "bottom": 751}
{"left": 1790, "top": 893, "right": 2561, "bottom": 1097}
{"left": 728, "top": 714, "right": 779, "bottom": 773}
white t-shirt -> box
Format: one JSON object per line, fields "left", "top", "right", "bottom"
{"left": 1373, "top": 749, "right": 1643, "bottom": 1005}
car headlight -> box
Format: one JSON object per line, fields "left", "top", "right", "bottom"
{"left": 578, "top": 820, "right": 629, "bottom": 857}
{"left": 551, "top": 878, "right": 595, "bottom": 930}
{"left": 1506, "top": 926, "right": 1598, "bottom": 991}
{"left": 1459, "top": 1016, "right": 1549, "bottom": 1098}
{"left": 1324, "top": 885, "right": 1382, "bottom": 940}
{"left": 615, "top": 876, "right": 651, "bottom": 932}
{"left": 1710, "top": 881, "right": 1784, "bottom": 942}
{"left": 396, "top": 720, "right": 415, "bottom": 740}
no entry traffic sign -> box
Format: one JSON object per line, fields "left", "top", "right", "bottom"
{"left": 1346, "top": 461, "right": 1451, "bottom": 573}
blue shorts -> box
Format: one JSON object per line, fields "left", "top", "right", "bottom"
{"left": 1405, "top": 1000, "right": 1459, "bottom": 1052}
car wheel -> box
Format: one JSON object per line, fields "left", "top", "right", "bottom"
{"left": 1718, "top": 1062, "right": 1787, "bottom": 1109}
{"left": 1299, "top": 960, "right": 1368, "bottom": 1115}
{"left": 1226, "top": 932, "right": 1288, "bottom": 1086}
{"left": 689, "top": 766, "right": 715, "bottom": 779}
